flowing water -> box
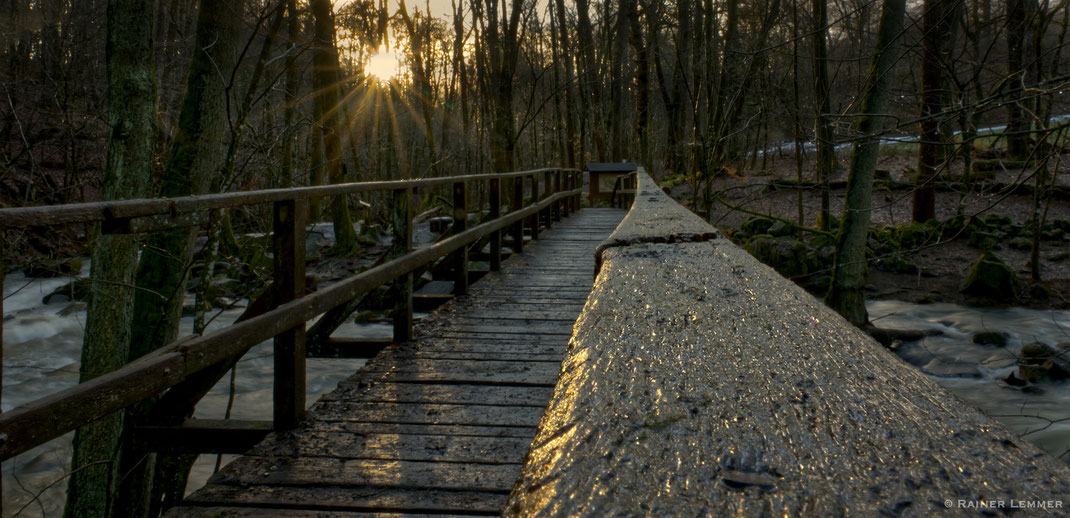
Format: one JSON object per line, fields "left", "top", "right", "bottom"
{"left": 2, "top": 266, "right": 376, "bottom": 517}
{"left": 870, "top": 299, "right": 1070, "bottom": 462}
{"left": 3, "top": 270, "right": 1070, "bottom": 516}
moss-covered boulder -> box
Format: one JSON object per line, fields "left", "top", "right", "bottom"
{"left": 42, "top": 278, "right": 93, "bottom": 304}
{"left": 740, "top": 217, "right": 775, "bottom": 236}
{"left": 960, "top": 252, "right": 1016, "bottom": 300}
{"left": 1018, "top": 342, "right": 1070, "bottom": 382}
{"left": 972, "top": 330, "right": 1009, "bottom": 347}
{"left": 967, "top": 231, "right": 1001, "bottom": 250}
{"left": 744, "top": 236, "right": 810, "bottom": 278}
{"left": 1009, "top": 238, "right": 1032, "bottom": 250}
{"left": 897, "top": 222, "right": 930, "bottom": 249}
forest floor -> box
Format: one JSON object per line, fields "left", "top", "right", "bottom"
{"left": 659, "top": 149, "right": 1070, "bottom": 310}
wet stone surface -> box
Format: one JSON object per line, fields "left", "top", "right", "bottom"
{"left": 508, "top": 238, "right": 1070, "bottom": 515}
{"left": 594, "top": 169, "right": 719, "bottom": 274}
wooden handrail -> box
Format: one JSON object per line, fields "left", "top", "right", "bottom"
{"left": 0, "top": 170, "right": 582, "bottom": 461}
{"left": 0, "top": 168, "right": 579, "bottom": 227}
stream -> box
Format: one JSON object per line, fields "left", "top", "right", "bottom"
{"left": 3, "top": 272, "right": 1070, "bottom": 516}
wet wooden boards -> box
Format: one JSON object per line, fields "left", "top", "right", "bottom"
{"left": 166, "top": 208, "right": 626, "bottom": 517}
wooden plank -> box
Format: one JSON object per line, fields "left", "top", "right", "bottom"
{"left": 247, "top": 433, "right": 533, "bottom": 464}
{"left": 363, "top": 353, "right": 562, "bottom": 379}
{"left": 175, "top": 486, "right": 507, "bottom": 515}
{"left": 302, "top": 421, "right": 536, "bottom": 439}
{"left": 207, "top": 456, "right": 520, "bottom": 492}
{"left": 441, "top": 314, "right": 582, "bottom": 323}
{"left": 323, "top": 382, "right": 554, "bottom": 407}
{"left": 396, "top": 351, "right": 563, "bottom": 362}
{"left": 311, "top": 402, "right": 546, "bottom": 427}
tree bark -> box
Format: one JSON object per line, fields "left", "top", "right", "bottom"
{"left": 552, "top": 0, "right": 577, "bottom": 167}
{"left": 913, "top": 0, "right": 961, "bottom": 222}
{"left": 827, "top": 0, "right": 907, "bottom": 327}
{"left": 812, "top": 0, "right": 835, "bottom": 230}
{"left": 1005, "top": 0, "right": 1033, "bottom": 159}
{"left": 63, "top": 1, "right": 154, "bottom": 515}
{"left": 118, "top": 1, "right": 242, "bottom": 515}
{"left": 310, "top": 0, "right": 357, "bottom": 250}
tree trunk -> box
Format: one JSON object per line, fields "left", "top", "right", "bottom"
{"left": 478, "top": 0, "right": 524, "bottom": 173}
{"left": 913, "top": 0, "right": 961, "bottom": 222}
{"left": 310, "top": 0, "right": 358, "bottom": 251}
{"left": 812, "top": 0, "right": 835, "bottom": 230}
{"left": 827, "top": 0, "right": 907, "bottom": 327}
{"left": 117, "top": 1, "right": 242, "bottom": 515}
{"left": 628, "top": 0, "right": 650, "bottom": 170}
{"left": 552, "top": 0, "right": 577, "bottom": 167}
{"left": 63, "top": 1, "right": 154, "bottom": 516}
{"left": 279, "top": 0, "right": 299, "bottom": 188}
{"left": 1005, "top": 0, "right": 1033, "bottom": 159}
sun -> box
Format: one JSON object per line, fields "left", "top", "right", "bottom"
{"left": 366, "top": 45, "right": 403, "bottom": 83}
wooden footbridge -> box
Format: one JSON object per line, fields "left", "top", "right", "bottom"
{"left": 165, "top": 208, "right": 624, "bottom": 516}
{"left": 2, "top": 168, "right": 1070, "bottom": 517}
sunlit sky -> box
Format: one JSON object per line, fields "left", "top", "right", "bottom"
{"left": 335, "top": 0, "right": 457, "bottom": 20}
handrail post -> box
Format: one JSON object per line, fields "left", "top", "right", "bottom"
{"left": 529, "top": 174, "right": 540, "bottom": 239}
{"left": 511, "top": 177, "right": 524, "bottom": 253}
{"left": 489, "top": 178, "right": 502, "bottom": 271}
{"left": 558, "top": 170, "right": 568, "bottom": 218}
{"left": 392, "top": 187, "right": 414, "bottom": 342}
{"left": 541, "top": 171, "right": 553, "bottom": 230}
{"left": 452, "top": 181, "right": 468, "bottom": 295}
{"left": 272, "top": 198, "right": 307, "bottom": 430}
{"left": 562, "top": 171, "right": 572, "bottom": 217}
{"left": 571, "top": 172, "right": 577, "bottom": 213}
{"left": 556, "top": 170, "right": 564, "bottom": 220}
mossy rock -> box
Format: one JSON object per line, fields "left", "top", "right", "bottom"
{"left": 808, "top": 234, "right": 836, "bottom": 249}
{"left": 967, "top": 231, "right": 1001, "bottom": 251}
{"left": 816, "top": 212, "right": 841, "bottom": 231}
{"left": 972, "top": 330, "right": 1009, "bottom": 347}
{"left": 740, "top": 217, "right": 775, "bottom": 235}
{"left": 983, "top": 214, "right": 1012, "bottom": 228}
{"left": 744, "top": 236, "right": 810, "bottom": 278}
{"left": 1051, "top": 251, "right": 1070, "bottom": 262}
{"left": 939, "top": 215, "right": 970, "bottom": 238}
{"left": 767, "top": 220, "right": 794, "bottom": 237}
{"left": 875, "top": 255, "right": 919, "bottom": 274}
{"left": 897, "top": 222, "right": 931, "bottom": 249}
{"left": 1029, "top": 283, "right": 1052, "bottom": 300}
{"left": 960, "top": 252, "right": 1016, "bottom": 301}
{"left": 1009, "top": 239, "right": 1032, "bottom": 251}
{"left": 42, "top": 278, "right": 93, "bottom": 304}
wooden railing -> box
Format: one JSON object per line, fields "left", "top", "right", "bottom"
{"left": 0, "top": 168, "right": 582, "bottom": 461}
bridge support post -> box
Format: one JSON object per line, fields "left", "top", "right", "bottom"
{"left": 488, "top": 178, "right": 501, "bottom": 271}
{"left": 552, "top": 171, "right": 562, "bottom": 221}
{"left": 571, "top": 172, "right": 580, "bottom": 213}
{"left": 528, "top": 174, "right": 540, "bottom": 240}
{"left": 272, "top": 198, "right": 307, "bottom": 430}
{"left": 541, "top": 171, "right": 552, "bottom": 229}
{"left": 391, "top": 188, "right": 414, "bottom": 342}
{"left": 452, "top": 181, "right": 468, "bottom": 295}
{"left": 559, "top": 170, "right": 570, "bottom": 218}
{"left": 511, "top": 178, "right": 524, "bottom": 254}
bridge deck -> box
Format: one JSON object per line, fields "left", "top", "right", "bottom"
{"left": 168, "top": 208, "right": 626, "bottom": 517}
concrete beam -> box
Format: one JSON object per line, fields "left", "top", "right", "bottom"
{"left": 507, "top": 171, "right": 1070, "bottom": 516}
